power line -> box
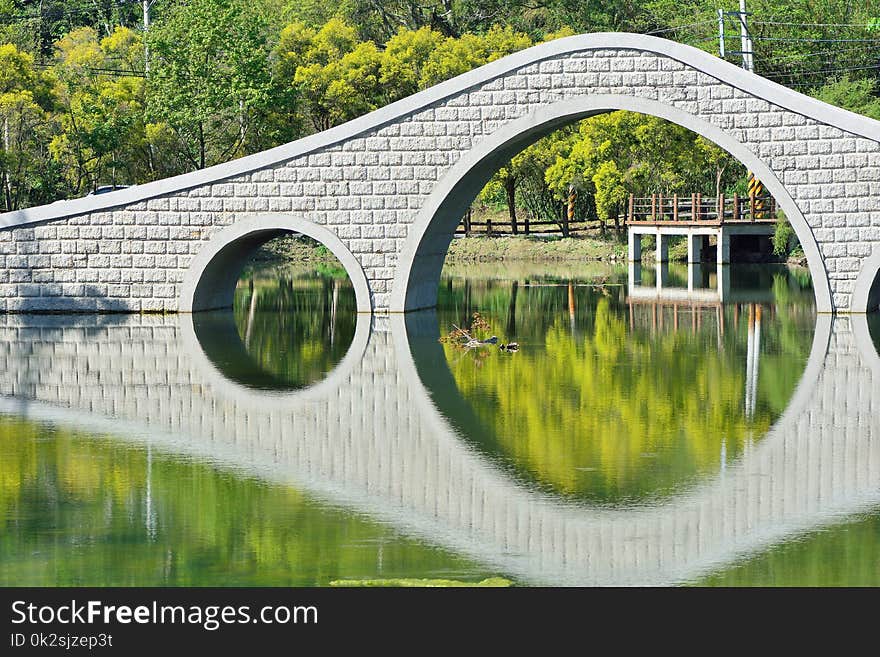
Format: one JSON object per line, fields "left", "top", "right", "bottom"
{"left": 751, "top": 20, "right": 880, "bottom": 28}
{"left": 747, "top": 36, "right": 880, "bottom": 43}
{"left": 645, "top": 20, "right": 719, "bottom": 36}
{"left": 764, "top": 62, "right": 880, "bottom": 80}
{"left": 754, "top": 45, "right": 873, "bottom": 63}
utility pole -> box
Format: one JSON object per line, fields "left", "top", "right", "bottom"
{"left": 143, "top": 0, "right": 156, "bottom": 174}
{"left": 143, "top": 0, "right": 153, "bottom": 74}
{"left": 738, "top": 0, "right": 754, "bottom": 73}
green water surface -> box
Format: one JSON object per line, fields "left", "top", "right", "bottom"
{"left": 2, "top": 260, "right": 879, "bottom": 586}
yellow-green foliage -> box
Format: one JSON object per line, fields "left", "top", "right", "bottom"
{"left": 439, "top": 291, "right": 808, "bottom": 502}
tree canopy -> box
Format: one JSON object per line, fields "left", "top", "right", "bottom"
{"left": 0, "top": 0, "right": 876, "bottom": 214}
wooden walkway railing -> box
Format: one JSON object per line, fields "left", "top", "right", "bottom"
{"left": 626, "top": 192, "right": 777, "bottom": 224}
{"left": 455, "top": 192, "right": 778, "bottom": 237}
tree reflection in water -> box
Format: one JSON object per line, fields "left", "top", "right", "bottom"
{"left": 433, "top": 264, "right": 816, "bottom": 505}
{"left": 203, "top": 264, "right": 359, "bottom": 390}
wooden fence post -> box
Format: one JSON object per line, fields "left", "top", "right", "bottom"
{"left": 733, "top": 193, "right": 739, "bottom": 222}
{"left": 628, "top": 194, "right": 634, "bottom": 223}
{"left": 658, "top": 193, "right": 664, "bottom": 221}
{"left": 651, "top": 193, "right": 657, "bottom": 221}
{"left": 749, "top": 190, "right": 756, "bottom": 222}
{"left": 718, "top": 193, "right": 725, "bottom": 222}
{"left": 673, "top": 193, "right": 678, "bottom": 222}
{"left": 691, "top": 193, "right": 696, "bottom": 221}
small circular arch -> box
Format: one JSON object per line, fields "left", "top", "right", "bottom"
{"left": 179, "top": 213, "right": 372, "bottom": 314}
{"left": 390, "top": 93, "right": 833, "bottom": 314}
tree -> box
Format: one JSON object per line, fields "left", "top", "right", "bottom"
{"left": 544, "top": 110, "right": 749, "bottom": 229}
{"left": 379, "top": 26, "right": 446, "bottom": 101}
{"left": 812, "top": 76, "right": 880, "bottom": 121}
{"left": 49, "top": 26, "right": 151, "bottom": 193}
{"left": 0, "top": 43, "right": 56, "bottom": 211}
{"left": 146, "top": 0, "right": 276, "bottom": 171}
{"left": 419, "top": 24, "right": 531, "bottom": 87}
{"left": 591, "top": 160, "right": 628, "bottom": 230}
{"left": 695, "top": 135, "right": 736, "bottom": 200}
{"left": 290, "top": 20, "right": 384, "bottom": 131}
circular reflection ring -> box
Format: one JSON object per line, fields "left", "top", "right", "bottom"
{"left": 178, "top": 214, "right": 372, "bottom": 405}
{"left": 191, "top": 310, "right": 360, "bottom": 392}
{"left": 391, "top": 310, "right": 833, "bottom": 511}
{"left": 391, "top": 93, "right": 833, "bottom": 314}
{"left": 180, "top": 309, "right": 371, "bottom": 407}
{"left": 179, "top": 214, "right": 373, "bottom": 314}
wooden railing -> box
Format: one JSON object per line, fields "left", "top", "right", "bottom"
{"left": 454, "top": 215, "right": 597, "bottom": 236}
{"left": 454, "top": 192, "right": 778, "bottom": 237}
{"left": 625, "top": 192, "right": 777, "bottom": 224}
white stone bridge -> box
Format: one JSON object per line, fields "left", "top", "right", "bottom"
{"left": 0, "top": 312, "right": 878, "bottom": 586}
{"left": 1, "top": 33, "right": 879, "bottom": 315}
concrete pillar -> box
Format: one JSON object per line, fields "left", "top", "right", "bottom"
{"left": 628, "top": 229, "right": 642, "bottom": 261}
{"left": 628, "top": 260, "right": 642, "bottom": 290}
{"left": 688, "top": 233, "right": 704, "bottom": 263}
{"left": 657, "top": 261, "right": 671, "bottom": 292}
{"left": 717, "top": 262, "right": 730, "bottom": 303}
{"left": 655, "top": 232, "right": 668, "bottom": 263}
{"left": 717, "top": 228, "right": 730, "bottom": 264}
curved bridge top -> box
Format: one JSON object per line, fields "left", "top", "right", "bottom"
{"left": 1, "top": 33, "right": 879, "bottom": 313}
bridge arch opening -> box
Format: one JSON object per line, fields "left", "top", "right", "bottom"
{"left": 179, "top": 215, "right": 371, "bottom": 393}
{"left": 395, "top": 95, "right": 826, "bottom": 504}
{"left": 853, "top": 247, "right": 880, "bottom": 315}
{"left": 180, "top": 214, "right": 372, "bottom": 314}
{"left": 391, "top": 94, "right": 832, "bottom": 314}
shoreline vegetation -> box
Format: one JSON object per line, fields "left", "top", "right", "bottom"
{"left": 252, "top": 231, "right": 807, "bottom": 270}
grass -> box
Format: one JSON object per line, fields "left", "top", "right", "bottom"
{"left": 445, "top": 234, "right": 628, "bottom": 262}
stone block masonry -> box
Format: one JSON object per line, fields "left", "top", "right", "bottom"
{"left": 1, "top": 33, "right": 879, "bottom": 314}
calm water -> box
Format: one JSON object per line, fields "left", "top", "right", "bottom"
{"left": 2, "top": 261, "right": 880, "bottom": 586}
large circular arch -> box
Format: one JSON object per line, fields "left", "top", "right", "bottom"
{"left": 179, "top": 213, "right": 372, "bottom": 313}
{"left": 390, "top": 93, "right": 833, "bottom": 314}
{"left": 852, "top": 245, "right": 880, "bottom": 314}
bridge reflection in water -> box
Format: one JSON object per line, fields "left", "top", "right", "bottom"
{"left": 627, "top": 262, "right": 786, "bottom": 422}
{"left": 0, "top": 304, "right": 878, "bottom": 586}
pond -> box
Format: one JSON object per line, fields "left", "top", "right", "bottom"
{"left": 1, "top": 260, "right": 879, "bottom": 586}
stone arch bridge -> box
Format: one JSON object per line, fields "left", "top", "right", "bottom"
{"left": 1, "top": 33, "right": 880, "bottom": 314}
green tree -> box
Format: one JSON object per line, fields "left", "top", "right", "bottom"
{"left": 0, "top": 43, "right": 57, "bottom": 210}
{"left": 379, "top": 26, "right": 446, "bottom": 101}
{"left": 591, "top": 160, "right": 628, "bottom": 228}
{"left": 812, "top": 76, "right": 880, "bottom": 120}
{"left": 146, "top": 0, "right": 276, "bottom": 170}
{"left": 276, "top": 18, "right": 382, "bottom": 131}
{"left": 49, "top": 26, "right": 152, "bottom": 193}
{"left": 419, "top": 24, "right": 531, "bottom": 87}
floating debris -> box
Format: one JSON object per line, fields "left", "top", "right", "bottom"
{"left": 330, "top": 577, "right": 512, "bottom": 587}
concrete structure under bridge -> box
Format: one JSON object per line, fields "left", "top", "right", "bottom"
{"left": 1, "top": 33, "right": 880, "bottom": 314}
{"left": 628, "top": 221, "right": 777, "bottom": 265}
